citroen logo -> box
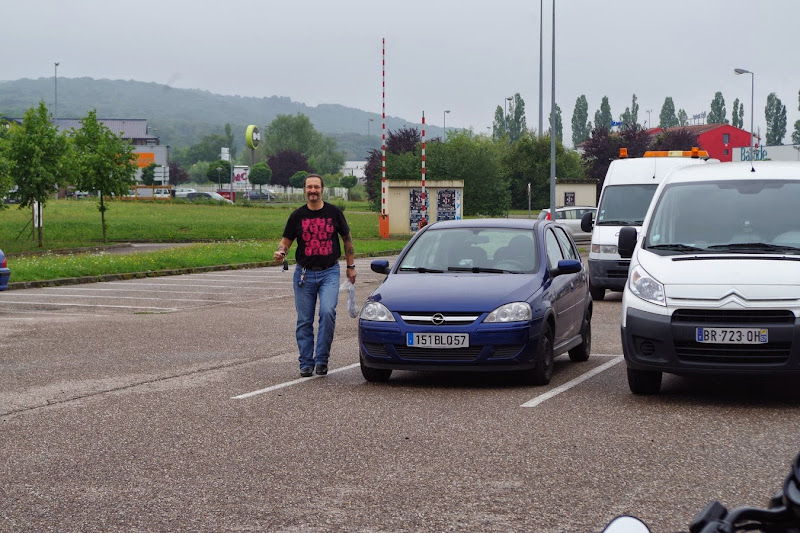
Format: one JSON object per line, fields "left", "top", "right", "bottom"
{"left": 431, "top": 313, "right": 445, "bottom": 325}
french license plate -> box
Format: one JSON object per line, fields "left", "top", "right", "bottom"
{"left": 696, "top": 327, "right": 768, "bottom": 344}
{"left": 407, "top": 332, "right": 469, "bottom": 348}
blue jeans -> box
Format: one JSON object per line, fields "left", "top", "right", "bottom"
{"left": 293, "top": 263, "right": 340, "bottom": 369}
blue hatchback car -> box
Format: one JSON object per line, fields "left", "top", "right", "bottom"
{"left": 0, "top": 247, "right": 10, "bottom": 291}
{"left": 358, "top": 218, "right": 592, "bottom": 385}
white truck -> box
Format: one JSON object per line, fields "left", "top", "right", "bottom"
{"left": 581, "top": 148, "right": 718, "bottom": 300}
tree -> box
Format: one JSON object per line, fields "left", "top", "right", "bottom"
{"left": 267, "top": 150, "right": 312, "bottom": 188}
{"left": 649, "top": 128, "right": 700, "bottom": 151}
{"left": 289, "top": 170, "right": 309, "bottom": 189}
{"left": 340, "top": 175, "right": 358, "bottom": 189}
{"left": 581, "top": 126, "right": 651, "bottom": 192}
{"left": 677, "top": 109, "right": 688, "bottom": 127}
{"left": 168, "top": 162, "right": 190, "bottom": 185}
{"left": 5, "top": 101, "right": 72, "bottom": 247}
{"left": 491, "top": 93, "right": 526, "bottom": 141}
{"left": 765, "top": 92, "right": 787, "bottom": 146}
{"left": 71, "top": 109, "right": 138, "bottom": 244}
{"left": 206, "top": 159, "right": 232, "bottom": 186}
{"left": 501, "top": 133, "right": 584, "bottom": 210}
{"left": 594, "top": 96, "right": 613, "bottom": 131}
{"left": 571, "top": 95, "right": 592, "bottom": 148}
{"left": 172, "top": 124, "right": 236, "bottom": 167}
{"left": 548, "top": 103, "right": 563, "bottom": 143}
{"left": 731, "top": 98, "right": 742, "bottom": 129}
{"left": 248, "top": 162, "right": 272, "bottom": 193}
{"left": 619, "top": 94, "right": 640, "bottom": 130}
{"left": 261, "top": 113, "right": 345, "bottom": 174}
{"left": 707, "top": 92, "right": 728, "bottom": 124}
{"left": 507, "top": 93, "right": 527, "bottom": 141}
{"left": 140, "top": 163, "right": 158, "bottom": 185}
{"left": 792, "top": 91, "right": 800, "bottom": 145}
{"left": 659, "top": 97, "right": 679, "bottom": 128}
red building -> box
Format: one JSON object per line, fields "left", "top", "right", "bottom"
{"left": 646, "top": 124, "right": 752, "bottom": 162}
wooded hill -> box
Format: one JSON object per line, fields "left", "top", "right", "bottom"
{"left": 0, "top": 77, "right": 437, "bottom": 160}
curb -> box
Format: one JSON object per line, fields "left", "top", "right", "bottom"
{"left": 5, "top": 251, "right": 404, "bottom": 291}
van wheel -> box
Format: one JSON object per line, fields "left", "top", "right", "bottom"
{"left": 627, "top": 368, "right": 662, "bottom": 395}
{"left": 568, "top": 309, "right": 591, "bottom": 362}
{"left": 360, "top": 359, "right": 392, "bottom": 382}
{"left": 589, "top": 280, "right": 605, "bottom": 301}
{"left": 530, "top": 323, "right": 554, "bottom": 385}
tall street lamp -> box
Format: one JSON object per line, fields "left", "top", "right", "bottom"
{"left": 734, "top": 68, "right": 755, "bottom": 164}
{"left": 504, "top": 96, "right": 513, "bottom": 136}
{"left": 646, "top": 109, "right": 652, "bottom": 128}
{"left": 443, "top": 110, "right": 450, "bottom": 139}
{"left": 54, "top": 62, "right": 60, "bottom": 122}
{"left": 216, "top": 166, "right": 222, "bottom": 186}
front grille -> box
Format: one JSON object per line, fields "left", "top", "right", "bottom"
{"left": 395, "top": 346, "right": 483, "bottom": 360}
{"left": 399, "top": 312, "right": 480, "bottom": 326}
{"left": 672, "top": 309, "right": 795, "bottom": 325}
{"left": 675, "top": 341, "right": 791, "bottom": 365}
{"left": 489, "top": 345, "right": 524, "bottom": 358}
{"left": 607, "top": 269, "right": 630, "bottom": 280}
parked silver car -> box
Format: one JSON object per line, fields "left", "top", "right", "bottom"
{"left": 538, "top": 206, "right": 597, "bottom": 241}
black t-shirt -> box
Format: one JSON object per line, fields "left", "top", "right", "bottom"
{"left": 282, "top": 202, "right": 350, "bottom": 269}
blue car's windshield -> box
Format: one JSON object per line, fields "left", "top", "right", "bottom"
{"left": 398, "top": 227, "right": 538, "bottom": 273}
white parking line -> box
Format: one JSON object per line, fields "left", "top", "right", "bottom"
{"left": 232, "top": 363, "right": 361, "bottom": 399}
{"left": 1, "top": 293, "right": 221, "bottom": 303}
{"left": 520, "top": 355, "right": 623, "bottom": 408}
{"left": 0, "top": 301, "right": 181, "bottom": 311}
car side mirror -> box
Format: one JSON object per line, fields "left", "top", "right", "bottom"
{"left": 580, "top": 211, "right": 594, "bottom": 233}
{"left": 551, "top": 258, "right": 582, "bottom": 278}
{"left": 370, "top": 259, "right": 391, "bottom": 274}
{"left": 618, "top": 226, "right": 638, "bottom": 258}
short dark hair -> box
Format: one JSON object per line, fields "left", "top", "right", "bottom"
{"left": 303, "top": 174, "right": 324, "bottom": 188}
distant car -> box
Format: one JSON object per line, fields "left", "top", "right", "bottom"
{"left": 538, "top": 206, "right": 597, "bottom": 240}
{"left": 358, "top": 218, "right": 592, "bottom": 385}
{"left": 247, "top": 190, "right": 276, "bottom": 201}
{"left": 0, "top": 248, "right": 10, "bottom": 290}
{"left": 186, "top": 191, "right": 233, "bottom": 204}
{"left": 173, "top": 187, "right": 196, "bottom": 198}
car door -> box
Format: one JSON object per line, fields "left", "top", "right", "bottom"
{"left": 544, "top": 227, "right": 573, "bottom": 346}
{"left": 553, "top": 226, "right": 586, "bottom": 338}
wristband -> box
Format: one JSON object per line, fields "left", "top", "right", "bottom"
{"left": 347, "top": 264, "right": 356, "bottom": 269}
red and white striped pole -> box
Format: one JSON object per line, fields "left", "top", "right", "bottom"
{"left": 381, "top": 38, "right": 387, "bottom": 217}
{"left": 420, "top": 111, "right": 427, "bottom": 228}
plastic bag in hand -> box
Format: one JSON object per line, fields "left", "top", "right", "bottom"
{"left": 340, "top": 280, "right": 359, "bottom": 318}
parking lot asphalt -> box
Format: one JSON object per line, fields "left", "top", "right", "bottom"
{"left": 2, "top": 256, "right": 799, "bottom": 532}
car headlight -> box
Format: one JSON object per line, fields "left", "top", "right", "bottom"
{"left": 591, "top": 244, "right": 617, "bottom": 254}
{"left": 628, "top": 264, "right": 665, "bottom": 306}
{"left": 484, "top": 302, "right": 532, "bottom": 323}
{"left": 360, "top": 301, "right": 396, "bottom": 322}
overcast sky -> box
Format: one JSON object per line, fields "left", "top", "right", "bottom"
{"left": 4, "top": 0, "right": 799, "bottom": 147}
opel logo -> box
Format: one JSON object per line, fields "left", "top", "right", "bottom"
{"left": 431, "top": 313, "right": 445, "bottom": 325}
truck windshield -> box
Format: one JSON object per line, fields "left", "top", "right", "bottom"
{"left": 596, "top": 184, "right": 658, "bottom": 226}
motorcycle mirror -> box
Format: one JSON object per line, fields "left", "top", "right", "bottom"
{"left": 602, "top": 515, "right": 652, "bottom": 533}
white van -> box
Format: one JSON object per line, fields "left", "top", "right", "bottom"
{"left": 617, "top": 161, "right": 800, "bottom": 394}
{"left": 581, "top": 149, "right": 717, "bottom": 300}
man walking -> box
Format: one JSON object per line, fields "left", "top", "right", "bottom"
{"left": 273, "top": 174, "right": 357, "bottom": 377}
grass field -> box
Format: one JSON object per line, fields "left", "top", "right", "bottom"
{"left": 1, "top": 199, "right": 412, "bottom": 283}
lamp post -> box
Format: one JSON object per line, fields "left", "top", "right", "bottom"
{"left": 538, "top": 0, "right": 543, "bottom": 137}
{"left": 443, "top": 110, "right": 450, "bottom": 139}
{"left": 54, "top": 62, "right": 59, "bottom": 122}
{"left": 734, "top": 68, "right": 755, "bottom": 163}
{"left": 646, "top": 109, "right": 652, "bottom": 128}
{"left": 504, "top": 96, "right": 513, "bottom": 136}
{"left": 216, "top": 166, "right": 222, "bottom": 187}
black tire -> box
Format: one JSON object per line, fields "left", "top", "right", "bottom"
{"left": 530, "top": 323, "right": 555, "bottom": 385}
{"left": 360, "top": 359, "right": 392, "bottom": 382}
{"left": 589, "top": 280, "right": 605, "bottom": 301}
{"left": 627, "top": 367, "right": 662, "bottom": 395}
{"left": 568, "top": 308, "right": 591, "bottom": 362}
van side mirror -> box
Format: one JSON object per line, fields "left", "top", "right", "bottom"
{"left": 580, "top": 211, "right": 594, "bottom": 233}
{"left": 618, "top": 227, "right": 638, "bottom": 258}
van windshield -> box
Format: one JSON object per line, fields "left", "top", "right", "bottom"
{"left": 645, "top": 179, "right": 800, "bottom": 254}
{"left": 596, "top": 184, "right": 658, "bottom": 226}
